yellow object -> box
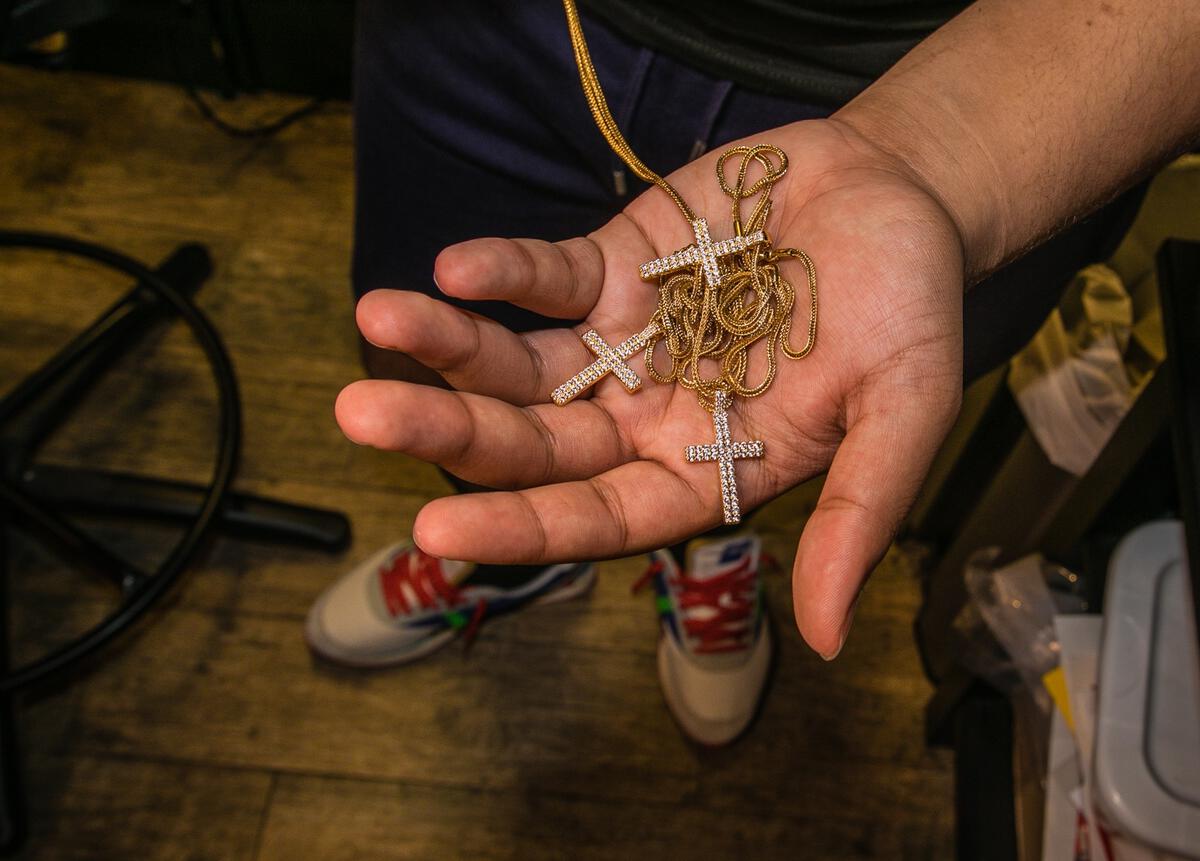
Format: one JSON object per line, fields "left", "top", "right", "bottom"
{"left": 28, "top": 31, "right": 68, "bottom": 55}
{"left": 1109, "top": 154, "right": 1200, "bottom": 371}
{"left": 1043, "top": 666, "right": 1075, "bottom": 732}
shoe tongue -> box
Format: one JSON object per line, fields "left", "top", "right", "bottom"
{"left": 679, "top": 536, "right": 761, "bottom": 649}
{"left": 685, "top": 534, "right": 759, "bottom": 581}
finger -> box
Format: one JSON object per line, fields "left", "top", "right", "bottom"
{"left": 434, "top": 236, "right": 604, "bottom": 319}
{"left": 791, "top": 391, "right": 956, "bottom": 660}
{"left": 356, "top": 289, "right": 590, "bottom": 405}
{"left": 335, "top": 380, "right": 632, "bottom": 489}
{"left": 411, "top": 460, "right": 716, "bottom": 563}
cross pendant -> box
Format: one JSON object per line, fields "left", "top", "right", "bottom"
{"left": 551, "top": 321, "right": 660, "bottom": 406}
{"left": 639, "top": 217, "right": 767, "bottom": 288}
{"left": 684, "top": 390, "right": 764, "bottom": 525}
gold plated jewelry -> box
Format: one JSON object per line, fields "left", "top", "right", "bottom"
{"left": 685, "top": 390, "right": 765, "bottom": 525}
{"left": 556, "top": 0, "right": 818, "bottom": 524}
{"left": 551, "top": 321, "right": 659, "bottom": 406}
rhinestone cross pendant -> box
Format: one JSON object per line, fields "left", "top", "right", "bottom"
{"left": 685, "top": 390, "right": 764, "bottom": 525}
{"left": 639, "top": 217, "right": 767, "bottom": 288}
{"left": 551, "top": 321, "right": 660, "bottom": 406}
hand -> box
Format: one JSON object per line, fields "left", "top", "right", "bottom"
{"left": 335, "top": 118, "right": 964, "bottom": 659}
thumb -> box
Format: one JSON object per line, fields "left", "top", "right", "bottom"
{"left": 792, "top": 385, "right": 956, "bottom": 659}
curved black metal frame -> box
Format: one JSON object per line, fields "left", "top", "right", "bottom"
{"left": 0, "top": 230, "right": 240, "bottom": 692}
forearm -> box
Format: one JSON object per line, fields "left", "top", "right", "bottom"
{"left": 835, "top": 0, "right": 1200, "bottom": 283}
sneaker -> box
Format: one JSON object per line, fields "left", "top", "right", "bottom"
{"left": 305, "top": 540, "right": 596, "bottom": 667}
{"left": 637, "top": 534, "right": 773, "bottom": 746}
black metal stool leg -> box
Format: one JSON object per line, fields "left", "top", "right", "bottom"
{"left": 0, "top": 233, "right": 352, "bottom": 856}
{"left": 0, "top": 243, "right": 211, "bottom": 443}
{"left": 19, "top": 464, "right": 350, "bottom": 551}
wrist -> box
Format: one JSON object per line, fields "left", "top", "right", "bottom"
{"left": 830, "top": 94, "right": 1010, "bottom": 284}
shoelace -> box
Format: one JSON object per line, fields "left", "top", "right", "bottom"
{"left": 380, "top": 548, "right": 489, "bottom": 651}
{"left": 633, "top": 552, "right": 777, "bottom": 654}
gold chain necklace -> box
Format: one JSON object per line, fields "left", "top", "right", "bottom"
{"left": 553, "top": 0, "right": 818, "bottom": 524}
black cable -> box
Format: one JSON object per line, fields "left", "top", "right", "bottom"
{"left": 168, "top": 1, "right": 326, "bottom": 140}
{"left": 181, "top": 82, "right": 326, "bottom": 139}
{"left": 0, "top": 231, "right": 240, "bottom": 692}
{"left": 172, "top": 32, "right": 328, "bottom": 140}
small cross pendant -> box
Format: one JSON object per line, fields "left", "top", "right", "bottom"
{"left": 639, "top": 217, "right": 766, "bottom": 288}
{"left": 551, "top": 321, "right": 660, "bottom": 406}
{"left": 684, "top": 390, "right": 764, "bottom": 525}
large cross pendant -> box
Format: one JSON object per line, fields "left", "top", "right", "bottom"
{"left": 685, "top": 390, "right": 764, "bottom": 525}
{"left": 551, "top": 321, "right": 660, "bottom": 406}
{"left": 639, "top": 218, "right": 767, "bottom": 288}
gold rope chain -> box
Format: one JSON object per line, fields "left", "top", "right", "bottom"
{"left": 561, "top": 0, "right": 816, "bottom": 412}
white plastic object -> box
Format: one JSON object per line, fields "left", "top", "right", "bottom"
{"left": 1094, "top": 520, "right": 1200, "bottom": 858}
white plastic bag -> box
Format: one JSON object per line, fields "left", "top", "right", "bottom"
{"left": 1009, "top": 264, "right": 1140, "bottom": 477}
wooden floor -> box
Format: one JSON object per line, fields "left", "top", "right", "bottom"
{"left": 0, "top": 66, "right": 953, "bottom": 860}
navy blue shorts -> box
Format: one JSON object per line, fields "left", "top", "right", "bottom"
{"left": 352, "top": 0, "right": 1144, "bottom": 383}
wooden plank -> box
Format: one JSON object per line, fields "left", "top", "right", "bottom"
{"left": 61, "top": 593, "right": 942, "bottom": 798}
{"left": 0, "top": 356, "right": 440, "bottom": 497}
{"left": 258, "top": 771, "right": 953, "bottom": 861}
{"left": 0, "top": 67, "right": 353, "bottom": 245}
{"left": 0, "top": 212, "right": 359, "bottom": 391}
{"left": 3, "top": 473, "right": 934, "bottom": 666}
{"left": 13, "top": 753, "right": 272, "bottom": 861}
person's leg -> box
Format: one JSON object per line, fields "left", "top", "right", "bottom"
{"left": 351, "top": 0, "right": 631, "bottom": 343}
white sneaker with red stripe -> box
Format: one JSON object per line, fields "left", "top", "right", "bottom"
{"left": 638, "top": 534, "right": 773, "bottom": 746}
{"left": 305, "top": 540, "right": 596, "bottom": 667}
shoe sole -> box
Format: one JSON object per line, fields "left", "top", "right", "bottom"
{"left": 655, "top": 619, "right": 775, "bottom": 748}
{"left": 304, "top": 564, "right": 598, "bottom": 669}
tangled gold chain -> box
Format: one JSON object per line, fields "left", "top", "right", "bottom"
{"left": 645, "top": 146, "right": 817, "bottom": 410}
{"left": 562, "top": 0, "right": 816, "bottom": 412}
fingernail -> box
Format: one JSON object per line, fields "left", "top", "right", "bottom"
{"left": 820, "top": 634, "right": 846, "bottom": 662}
{"left": 820, "top": 600, "right": 859, "bottom": 661}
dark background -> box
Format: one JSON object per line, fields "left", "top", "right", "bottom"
{"left": 16, "top": 0, "right": 354, "bottom": 97}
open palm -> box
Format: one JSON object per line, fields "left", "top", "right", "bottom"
{"left": 336, "top": 118, "right": 964, "bottom": 658}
